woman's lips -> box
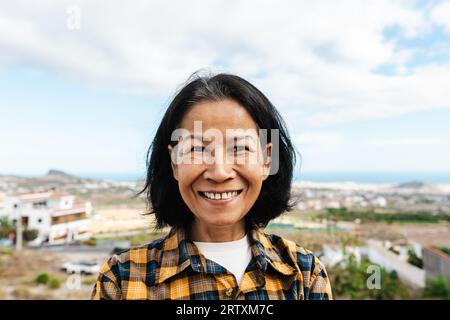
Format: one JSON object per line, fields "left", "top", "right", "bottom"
{"left": 197, "top": 189, "right": 243, "bottom": 205}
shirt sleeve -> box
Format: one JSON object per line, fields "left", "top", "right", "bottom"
{"left": 307, "top": 256, "right": 333, "bottom": 300}
{"left": 91, "top": 258, "right": 123, "bottom": 300}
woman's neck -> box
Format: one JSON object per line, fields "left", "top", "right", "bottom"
{"left": 191, "top": 220, "right": 246, "bottom": 242}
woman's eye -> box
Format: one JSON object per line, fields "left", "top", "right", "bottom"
{"left": 233, "top": 146, "right": 247, "bottom": 153}
{"left": 191, "top": 146, "right": 204, "bottom": 153}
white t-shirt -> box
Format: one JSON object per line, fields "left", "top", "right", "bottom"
{"left": 194, "top": 234, "right": 252, "bottom": 285}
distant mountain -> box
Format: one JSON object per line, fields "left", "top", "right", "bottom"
{"left": 40, "top": 169, "right": 83, "bottom": 183}
{"left": 396, "top": 181, "right": 427, "bottom": 189}
{"left": 0, "top": 170, "right": 141, "bottom": 195}
{"left": 394, "top": 180, "right": 446, "bottom": 194}
{"left": 45, "top": 169, "right": 79, "bottom": 179}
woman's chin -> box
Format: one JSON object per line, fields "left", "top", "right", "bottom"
{"left": 197, "top": 215, "right": 243, "bottom": 228}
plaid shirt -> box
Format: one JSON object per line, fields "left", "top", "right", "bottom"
{"left": 91, "top": 227, "right": 333, "bottom": 300}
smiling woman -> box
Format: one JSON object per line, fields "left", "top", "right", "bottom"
{"left": 91, "top": 72, "right": 333, "bottom": 300}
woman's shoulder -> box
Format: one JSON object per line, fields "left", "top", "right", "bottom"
{"left": 99, "top": 234, "right": 169, "bottom": 278}
{"left": 258, "top": 230, "right": 325, "bottom": 273}
{"left": 260, "top": 230, "right": 332, "bottom": 297}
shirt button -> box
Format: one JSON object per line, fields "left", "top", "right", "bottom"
{"left": 225, "top": 288, "right": 234, "bottom": 297}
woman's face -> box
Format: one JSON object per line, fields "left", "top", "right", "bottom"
{"left": 168, "top": 99, "right": 272, "bottom": 230}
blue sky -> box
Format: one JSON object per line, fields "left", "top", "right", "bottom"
{"left": 1, "top": 0, "right": 450, "bottom": 177}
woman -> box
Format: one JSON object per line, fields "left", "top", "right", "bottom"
{"left": 92, "top": 72, "right": 332, "bottom": 300}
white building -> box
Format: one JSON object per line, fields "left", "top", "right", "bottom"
{"left": 0, "top": 191, "right": 92, "bottom": 245}
{"left": 321, "top": 241, "right": 425, "bottom": 288}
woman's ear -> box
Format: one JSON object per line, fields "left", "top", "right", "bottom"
{"left": 167, "top": 144, "right": 179, "bottom": 181}
{"left": 262, "top": 142, "right": 272, "bottom": 181}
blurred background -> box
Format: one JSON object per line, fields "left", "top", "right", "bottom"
{"left": 0, "top": 0, "right": 449, "bottom": 299}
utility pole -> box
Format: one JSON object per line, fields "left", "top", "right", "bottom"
{"left": 15, "top": 203, "right": 23, "bottom": 251}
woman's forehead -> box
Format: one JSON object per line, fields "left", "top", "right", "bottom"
{"left": 179, "top": 99, "right": 258, "bottom": 131}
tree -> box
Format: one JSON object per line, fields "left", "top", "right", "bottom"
{"left": 23, "top": 229, "right": 39, "bottom": 242}
{"left": 329, "top": 254, "right": 413, "bottom": 299}
{"left": 407, "top": 248, "right": 423, "bottom": 269}
{"left": 423, "top": 277, "right": 450, "bottom": 300}
{"left": 1, "top": 217, "right": 38, "bottom": 243}
{"left": 0, "top": 218, "right": 14, "bottom": 239}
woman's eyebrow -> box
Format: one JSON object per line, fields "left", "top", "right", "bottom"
{"left": 183, "top": 134, "right": 203, "bottom": 141}
{"left": 228, "top": 134, "right": 257, "bottom": 142}
{"left": 182, "top": 133, "right": 257, "bottom": 142}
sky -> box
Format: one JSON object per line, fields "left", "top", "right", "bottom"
{"left": 1, "top": 0, "right": 450, "bottom": 178}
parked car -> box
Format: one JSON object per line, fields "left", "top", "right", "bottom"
{"left": 61, "top": 261, "right": 100, "bottom": 275}
{"left": 0, "top": 238, "right": 13, "bottom": 247}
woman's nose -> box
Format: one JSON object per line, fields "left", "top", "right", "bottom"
{"left": 203, "top": 149, "right": 236, "bottom": 182}
{"left": 203, "top": 162, "right": 236, "bottom": 182}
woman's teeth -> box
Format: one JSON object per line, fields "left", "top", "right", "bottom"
{"left": 200, "top": 190, "right": 240, "bottom": 200}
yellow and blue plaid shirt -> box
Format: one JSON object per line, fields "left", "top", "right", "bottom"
{"left": 91, "top": 227, "right": 333, "bottom": 300}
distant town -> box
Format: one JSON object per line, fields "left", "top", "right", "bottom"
{"left": 291, "top": 180, "right": 450, "bottom": 213}
{"left": 0, "top": 170, "right": 449, "bottom": 299}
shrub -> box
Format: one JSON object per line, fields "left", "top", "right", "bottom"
{"left": 35, "top": 273, "right": 49, "bottom": 284}
{"left": 329, "top": 255, "right": 413, "bottom": 299}
{"left": 436, "top": 246, "right": 450, "bottom": 256}
{"left": 48, "top": 277, "right": 61, "bottom": 289}
{"left": 407, "top": 248, "right": 423, "bottom": 269}
{"left": 388, "top": 246, "right": 400, "bottom": 255}
{"left": 23, "top": 229, "right": 39, "bottom": 242}
{"left": 0, "top": 218, "right": 14, "bottom": 239}
{"left": 423, "top": 277, "right": 450, "bottom": 299}
{"left": 0, "top": 247, "right": 13, "bottom": 255}
{"left": 82, "top": 276, "right": 97, "bottom": 285}
{"left": 84, "top": 237, "right": 97, "bottom": 246}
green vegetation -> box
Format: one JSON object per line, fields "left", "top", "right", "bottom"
{"left": 320, "top": 207, "right": 450, "bottom": 224}
{"left": 35, "top": 273, "right": 61, "bottom": 289}
{"left": 407, "top": 249, "right": 423, "bottom": 269}
{"left": 328, "top": 250, "right": 450, "bottom": 299}
{"left": 388, "top": 246, "right": 400, "bottom": 255}
{"left": 423, "top": 277, "right": 450, "bottom": 299}
{"left": 329, "top": 255, "right": 413, "bottom": 299}
{"left": 82, "top": 275, "right": 97, "bottom": 285}
{"left": 0, "top": 218, "right": 14, "bottom": 239}
{"left": 0, "top": 246, "right": 13, "bottom": 256}
{"left": 22, "top": 229, "right": 38, "bottom": 242}
{"left": 340, "top": 234, "right": 364, "bottom": 247}
{"left": 83, "top": 237, "right": 97, "bottom": 246}
{"left": 35, "top": 273, "right": 49, "bottom": 284}
{"left": 48, "top": 277, "right": 61, "bottom": 289}
{"left": 1, "top": 217, "right": 39, "bottom": 243}
{"left": 436, "top": 246, "right": 450, "bottom": 256}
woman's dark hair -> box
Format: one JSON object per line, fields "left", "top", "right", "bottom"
{"left": 139, "top": 71, "right": 297, "bottom": 229}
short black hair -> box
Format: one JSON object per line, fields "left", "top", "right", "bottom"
{"left": 139, "top": 71, "right": 297, "bottom": 230}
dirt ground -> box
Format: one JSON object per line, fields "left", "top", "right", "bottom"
{"left": 0, "top": 247, "right": 109, "bottom": 300}
{"left": 90, "top": 206, "right": 154, "bottom": 234}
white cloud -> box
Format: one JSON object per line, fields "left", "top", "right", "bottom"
{"left": 367, "top": 137, "right": 450, "bottom": 148}
{"left": 0, "top": 0, "right": 449, "bottom": 126}
{"left": 295, "top": 132, "right": 344, "bottom": 150}
{"left": 430, "top": 0, "right": 450, "bottom": 32}
{"left": 294, "top": 134, "right": 450, "bottom": 172}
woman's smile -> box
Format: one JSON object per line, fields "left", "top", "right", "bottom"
{"left": 197, "top": 189, "right": 244, "bottom": 206}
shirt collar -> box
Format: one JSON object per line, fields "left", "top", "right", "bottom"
{"left": 248, "top": 228, "right": 298, "bottom": 276}
{"left": 156, "top": 226, "right": 298, "bottom": 285}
